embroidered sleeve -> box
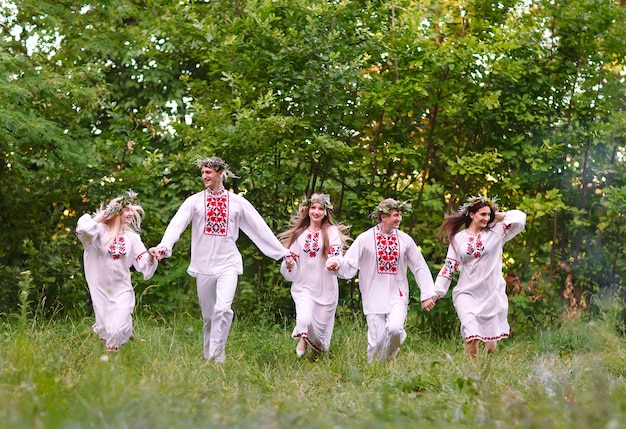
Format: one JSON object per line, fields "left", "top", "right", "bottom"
{"left": 328, "top": 245, "right": 342, "bottom": 258}
{"left": 280, "top": 248, "right": 300, "bottom": 282}
{"left": 132, "top": 236, "right": 158, "bottom": 280}
{"left": 439, "top": 258, "right": 460, "bottom": 280}
{"left": 492, "top": 210, "right": 527, "bottom": 242}
{"left": 434, "top": 243, "right": 460, "bottom": 297}
{"left": 326, "top": 226, "right": 344, "bottom": 261}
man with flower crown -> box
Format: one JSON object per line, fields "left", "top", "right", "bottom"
{"left": 337, "top": 198, "right": 437, "bottom": 363}
{"left": 150, "top": 157, "right": 291, "bottom": 363}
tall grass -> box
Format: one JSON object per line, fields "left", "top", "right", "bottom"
{"left": 1, "top": 297, "right": 626, "bottom": 428}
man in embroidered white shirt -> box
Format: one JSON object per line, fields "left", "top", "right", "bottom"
{"left": 150, "top": 157, "right": 291, "bottom": 362}
{"left": 337, "top": 198, "right": 437, "bottom": 363}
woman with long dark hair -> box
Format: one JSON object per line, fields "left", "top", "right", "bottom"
{"left": 435, "top": 195, "right": 526, "bottom": 357}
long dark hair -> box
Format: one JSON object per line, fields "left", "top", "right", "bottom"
{"left": 438, "top": 201, "right": 496, "bottom": 248}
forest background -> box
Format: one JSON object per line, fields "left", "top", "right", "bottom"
{"left": 1, "top": 0, "right": 626, "bottom": 337}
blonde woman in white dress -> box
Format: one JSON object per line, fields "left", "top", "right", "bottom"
{"left": 76, "top": 189, "right": 157, "bottom": 351}
{"left": 279, "top": 194, "right": 349, "bottom": 358}
{"left": 434, "top": 195, "right": 526, "bottom": 358}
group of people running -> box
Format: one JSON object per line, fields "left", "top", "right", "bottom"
{"left": 76, "top": 156, "right": 526, "bottom": 362}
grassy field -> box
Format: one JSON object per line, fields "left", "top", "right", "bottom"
{"left": 1, "top": 307, "right": 626, "bottom": 429}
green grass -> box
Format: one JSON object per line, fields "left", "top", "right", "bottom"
{"left": 1, "top": 308, "right": 626, "bottom": 429}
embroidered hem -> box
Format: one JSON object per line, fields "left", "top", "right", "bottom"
{"left": 292, "top": 332, "right": 324, "bottom": 353}
{"left": 464, "top": 333, "right": 509, "bottom": 343}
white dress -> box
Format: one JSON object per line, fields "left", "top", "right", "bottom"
{"left": 76, "top": 214, "right": 157, "bottom": 350}
{"left": 280, "top": 226, "right": 343, "bottom": 352}
{"left": 434, "top": 210, "right": 526, "bottom": 343}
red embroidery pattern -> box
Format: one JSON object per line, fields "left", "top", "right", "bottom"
{"left": 465, "top": 332, "right": 509, "bottom": 342}
{"left": 328, "top": 244, "right": 342, "bottom": 258}
{"left": 205, "top": 189, "right": 229, "bottom": 236}
{"left": 108, "top": 235, "right": 127, "bottom": 260}
{"left": 303, "top": 230, "right": 320, "bottom": 258}
{"left": 292, "top": 332, "right": 323, "bottom": 353}
{"left": 440, "top": 258, "right": 460, "bottom": 280}
{"left": 375, "top": 228, "right": 399, "bottom": 274}
{"left": 466, "top": 233, "right": 484, "bottom": 259}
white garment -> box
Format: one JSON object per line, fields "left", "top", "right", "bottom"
{"left": 76, "top": 213, "right": 157, "bottom": 350}
{"left": 338, "top": 225, "right": 435, "bottom": 360}
{"left": 280, "top": 226, "right": 343, "bottom": 352}
{"left": 157, "top": 188, "right": 290, "bottom": 361}
{"left": 195, "top": 270, "right": 238, "bottom": 362}
{"left": 158, "top": 189, "right": 289, "bottom": 276}
{"left": 338, "top": 225, "right": 436, "bottom": 314}
{"left": 434, "top": 210, "right": 526, "bottom": 343}
{"left": 366, "top": 305, "right": 407, "bottom": 363}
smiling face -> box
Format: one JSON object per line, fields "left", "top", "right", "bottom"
{"left": 308, "top": 202, "right": 326, "bottom": 228}
{"left": 379, "top": 209, "right": 402, "bottom": 233}
{"left": 469, "top": 206, "right": 492, "bottom": 230}
{"left": 121, "top": 205, "right": 134, "bottom": 224}
{"left": 201, "top": 166, "right": 223, "bottom": 191}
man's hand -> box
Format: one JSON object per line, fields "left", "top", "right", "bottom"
{"left": 285, "top": 256, "right": 295, "bottom": 271}
{"left": 421, "top": 296, "right": 437, "bottom": 311}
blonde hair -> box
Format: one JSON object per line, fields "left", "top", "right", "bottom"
{"left": 93, "top": 195, "right": 144, "bottom": 245}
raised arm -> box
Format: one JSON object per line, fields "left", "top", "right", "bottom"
{"left": 76, "top": 213, "right": 101, "bottom": 245}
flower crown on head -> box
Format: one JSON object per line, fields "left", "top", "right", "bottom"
{"left": 303, "top": 194, "right": 333, "bottom": 211}
{"left": 194, "top": 156, "right": 239, "bottom": 180}
{"left": 104, "top": 189, "right": 138, "bottom": 218}
{"left": 370, "top": 198, "right": 412, "bottom": 222}
{"left": 457, "top": 194, "right": 499, "bottom": 216}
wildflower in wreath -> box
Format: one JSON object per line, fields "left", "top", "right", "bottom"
{"left": 458, "top": 194, "right": 499, "bottom": 216}
{"left": 370, "top": 198, "right": 412, "bottom": 223}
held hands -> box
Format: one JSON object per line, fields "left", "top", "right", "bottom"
{"left": 421, "top": 296, "right": 438, "bottom": 311}
{"left": 325, "top": 260, "right": 340, "bottom": 271}
{"left": 149, "top": 246, "right": 167, "bottom": 262}
{"left": 285, "top": 256, "right": 296, "bottom": 272}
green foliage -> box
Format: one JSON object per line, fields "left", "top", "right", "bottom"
{"left": 1, "top": 0, "right": 626, "bottom": 327}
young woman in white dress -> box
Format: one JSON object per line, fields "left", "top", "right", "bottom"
{"left": 279, "top": 194, "right": 349, "bottom": 358}
{"left": 76, "top": 189, "right": 157, "bottom": 351}
{"left": 434, "top": 195, "right": 526, "bottom": 357}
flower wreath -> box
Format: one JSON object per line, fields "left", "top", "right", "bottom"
{"left": 457, "top": 194, "right": 499, "bottom": 216}
{"left": 103, "top": 189, "right": 138, "bottom": 218}
{"left": 302, "top": 194, "right": 333, "bottom": 211}
{"left": 370, "top": 198, "right": 412, "bottom": 222}
{"left": 194, "top": 156, "right": 239, "bottom": 180}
